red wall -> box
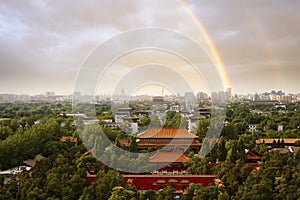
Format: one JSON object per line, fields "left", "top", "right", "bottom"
{"left": 123, "top": 175, "right": 215, "bottom": 191}
{"left": 87, "top": 174, "right": 215, "bottom": 191}
{"left": 87, "top": 175, "right": 96, "bottom": 185}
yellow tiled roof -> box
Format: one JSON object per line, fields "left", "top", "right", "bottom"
{"left": 137, "top": 128, "right": 198, "bottom": 139}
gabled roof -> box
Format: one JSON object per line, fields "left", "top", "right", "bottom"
{"left": 272, "top": 148, "right": 290, "bottom": 153}
{"left": 137, "top": 139, "right": 201, "bottom": 147}
{"left": 60, "top": 136, "right": 78, "bottom": 143}
{"left": 149, "top": 152, "right": 190, "bottom": 163}
{"left": 245, "top": 149, "right": 261, "bottom": 160}
{"left": 137, "top": 128, "right": 198, "bottom": 139}
{"left": 23, "top": 154, "right": 46, "bottom": 167}
{"left": 119, "top": 138, "right": 129, "bottom": 147}
{"left": 290, "top": 146, "right": 300, "bottom": 153}
{"left": 81, "top": 150, "right": 93, "bottom": 157}
{"left": 256, "top": 138, "right": 300, "bottom": 145}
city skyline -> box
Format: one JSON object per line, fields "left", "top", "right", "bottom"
{"left": 1, "top": 0, "right": 300, "bottom": 95}
{"left": 0, "top": 88, "right": 299, "bottom": 99}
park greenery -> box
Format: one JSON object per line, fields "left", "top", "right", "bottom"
{"left": 0, "top": 101, "right": 299, "bottom": 199}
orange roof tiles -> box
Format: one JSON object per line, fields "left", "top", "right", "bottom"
{"left": 137, "top": 139, "right": 201, "bottom": 147}
{"left": 60, "top": 136, "right": 78, "bottom": 143}
{"left": 81, "top": 150, "right": 93, "bottom": 157}
{"left": 137, "top": 128, "right": 198, "bottom": 139}
{"left": 149, "top": 152, "right": 190, "bottom": 163}
{"left": 245, "top": 149, "right": 261, "bottom": 160}
{"left": 119, "top": 138, "right": 129, "bottom": 147}
{"left": 256, "top": 138, "right": 300, "bottom": 145}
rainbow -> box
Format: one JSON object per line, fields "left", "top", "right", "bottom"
{"left": 179, "top": 0, "right": 231, "bottom": 90}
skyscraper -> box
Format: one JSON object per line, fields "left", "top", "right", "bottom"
{"left": 226, "top": 88, "right": 232, "bottom": 100}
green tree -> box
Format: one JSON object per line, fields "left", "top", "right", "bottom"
{"left": 68, "top": 173, "right": 87, "bottom": 199}
{"left": 228, "top": 140, "right": 246, "bottom": 162}
{"left": 186, "top": 157, "right": 212, "bottom": 175}
{"left": 25, "top": 187, "right": 47, "bottom": 200}
{"left": 218, "top": 191, "right": 230, "bottom": 200}
{"left": 108, "top": 186, "right": 136, "bottom": 200}
{"left": 164, "top": 110, "right": 182, "bottom": 128}
{"left": 197, "top": 118, "right": 210, "bottom": 139}
{"left": 129, "top": 136, "right": 138, "bottom": 153}
{"left": 234, "top": 150, "right": 296, "bottom": 199}
{"left": 140, "top": 190, "right": 156, "bottom": 200}
{"left": 0, "top": 126, "right": 13, "bottom": 140}
{"left": 149, "top": 114, "right": 161, "bottom": 128}
{"left": 182, "top": 183, "right": 201, "bottom": 200}
{"left": 193, "top": 185, "right": 218, "bottom": 200}
{"left": 222, "top": 123, "right": 238, "bottom": 140}
{"left": 46, "top": 173, "right": 62, "bottom": 198}
{"left": 216, "top": 161, "right": 251, "bottom": 196}
{"left": 217, "top": 138, "right": 227, "bottom": 162}
{"left": 157, "top": 186, "right": 175, "bottom": 200}
{"left": 84, "top": 170, "right": 124, "bottom": 200}
{"left": 31, "top": 158, "right": 52, "bottom": 178}
{"left": 139, "top": 115, "right": 151, "bottom": 127}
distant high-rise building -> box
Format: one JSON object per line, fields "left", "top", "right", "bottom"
{"left": 280, "top": 95, "right": 293, "bottom": 103}
{"left": 211, "top": 92, "right": 218, "bottom": 101}
{"left": 226, "top": 88, "right": 232, "bottom": 100}
{"left": 184, "top": 92, "right": 195, "bottom": 100}
{"left": 253, "top": 93, "right": 260, "bottom": 101}
{"left": 270, "top": 95, "right": 281, "bottom": 101}
{"left": 196, "top": 91, "right": 208, "bottom": 100}
{"left": 184, "top": 92, "right": 195, "bottom": 108}
{"left": 45, "top": 91, "right": 55, "bottom": 97}
{"left": 218, "top": 91, "right": 227, "bottom": 102}
{"left": 153, "top": 96, "right": 164, "bottom": 104}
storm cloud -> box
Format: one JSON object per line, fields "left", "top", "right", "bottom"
{"left": 0, "top": 0, "right": 299, "bottom": 94}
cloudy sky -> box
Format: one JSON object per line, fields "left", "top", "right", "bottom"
{"left": 0, "top": 0, "right": 299, "bottom": 95}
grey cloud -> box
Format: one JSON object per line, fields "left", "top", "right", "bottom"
{"left": 0, "top": 0, "right": 299, "bottom": 94}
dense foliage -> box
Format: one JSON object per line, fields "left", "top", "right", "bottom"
{"left": 0, "top": 101, "right": 300, "bottom": 199}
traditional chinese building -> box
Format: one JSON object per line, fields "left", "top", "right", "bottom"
{"left": 86, "top": 128, "right": 213, "bottom": 194}
{"left": 245, "top": 149, "right": 261, "bottom": 170}
{"left": 60, "top": 136, "right": 78, "bottom": 145}
{"left": 136, "top": 128, "right": 201, "bottom": 152}
{"left": 256, "top": 138, "right": 300, "bottom": 147}
{"left": 124, "top": 174, "right": 215, "bottom": 192}
{"left": 149, "top": 151, "right": 190, "bottom": 172}
{"left": 23, "top": 154, "right": 46, "bottom": 168}
{"left": 87, "top": 173, "right": 216, "bottom": 193}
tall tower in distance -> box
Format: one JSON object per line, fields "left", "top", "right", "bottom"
{"left": 226, "top": 88, "right": 232, "bottom": 100}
